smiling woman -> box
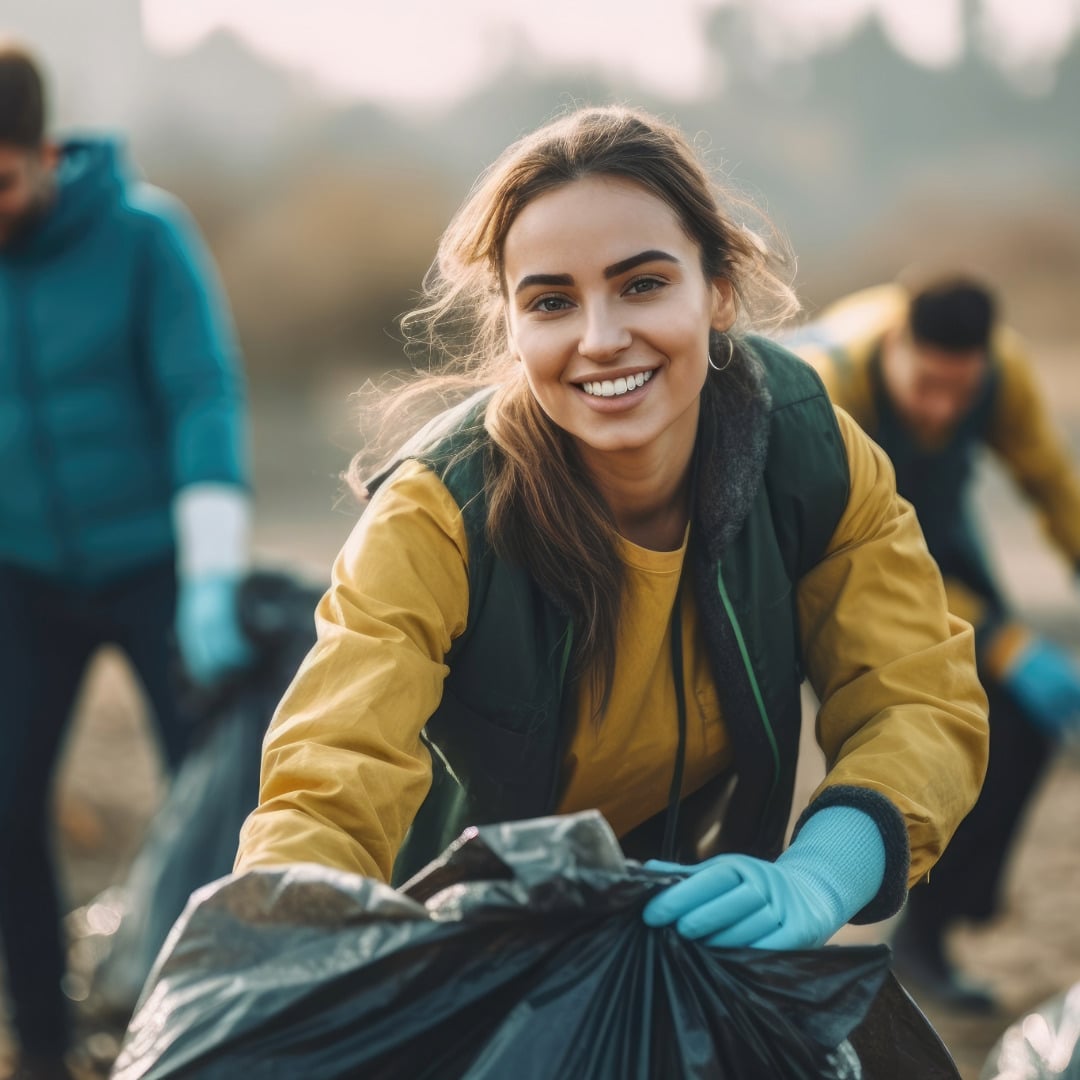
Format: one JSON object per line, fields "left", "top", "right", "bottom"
{"left": 503, "top": 178, "right": 731, "bottom": 475}
{"left": 234, "top": 106, "right": 989, "bottom": 961}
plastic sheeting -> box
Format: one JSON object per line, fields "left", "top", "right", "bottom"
{"left": 67, "top": 569, "right": 323, "bottom": 1020}
{"left": 982, "top": 983, "right": 1080, "bottom": 1079}
{"left": 114, "top": 811, "right": 960, "bottom": 1079}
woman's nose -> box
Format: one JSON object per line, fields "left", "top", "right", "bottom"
{"left": 577, "top": 302, "right": 632, "bottom": 361}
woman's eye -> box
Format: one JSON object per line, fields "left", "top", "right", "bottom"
{"left": 531, "top": 295, "right": 571, "bottom": 313}
{"left": 626, "top": 276, "right": 665, "bottom": 295}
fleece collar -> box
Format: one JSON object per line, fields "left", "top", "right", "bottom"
{"left": 692, "top": 341, "right": 773, "bottom": 560}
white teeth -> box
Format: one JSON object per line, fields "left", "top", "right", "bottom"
{"left": 581, "top": 370, "right": 653, "bottom": 397}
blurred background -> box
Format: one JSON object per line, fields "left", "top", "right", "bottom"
{"left": 8, "top": 0, "right": 1080, "bottom": 566}
{"left": 3, "top": 1, "right": 1080, "bottom": 1076}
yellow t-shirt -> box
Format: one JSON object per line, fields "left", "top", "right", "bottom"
{"left": 558, "top": 531, "right": 729, "bottom": 835}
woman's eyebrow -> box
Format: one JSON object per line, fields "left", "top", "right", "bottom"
{"left": 514, "top": 272, "right": 574, "bottom": 295}
{"left": 604, "top": 249, "right": 679, "bottom": 279}
{"left": 514, "top": 250, "right": 680, "bottom": 296}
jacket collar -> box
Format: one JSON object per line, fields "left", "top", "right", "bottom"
{"left": 7, "top": 140, "right": 126, "bottom": 261}
{"left": 693, "top": 340, "right": 772, "bottom": 561}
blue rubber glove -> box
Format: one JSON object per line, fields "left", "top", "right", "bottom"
{"left": 641, "top": 806, "right": 886, "bottom": 949}
{"left": 176, "top": 572, "right": 253, "bottom": 686}
{"left": 172, "top": 483, "right": 253, "bottom": 687}
{"left": 1003, "top": 637, "right": 1080, "bottom": 736}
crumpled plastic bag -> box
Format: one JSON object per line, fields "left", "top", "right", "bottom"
{"left": 113, "top": 810, "right": 958, "bottom": 1079}
{"left": 69, "top": 691, "right": 266, "bottom": 1018}
{"left": 66, "top": 569, "right": 323, "bottom": 1021}
{"left": 981, "top": 983, "right": 1080, "bottom": 1079}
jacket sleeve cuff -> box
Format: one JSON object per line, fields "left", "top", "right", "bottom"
{"left": 792, "top": 783, "right": 910, "bottom": 924}
{"left": 172, "top": 483, "right": 252, "bottom": 578}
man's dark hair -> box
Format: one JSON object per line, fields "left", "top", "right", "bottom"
{"left": 908, "top": 278, "right": 997, "bottom": 353}
{"left": 0, "top": 43, "right": 46, "bottom": 148}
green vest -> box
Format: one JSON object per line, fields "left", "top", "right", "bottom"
{"left": 385, "top": 337, "right": 851, "bottom": 885}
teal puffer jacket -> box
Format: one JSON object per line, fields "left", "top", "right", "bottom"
{"left": 0, "top": 139, "right": 248, "bottom": 583}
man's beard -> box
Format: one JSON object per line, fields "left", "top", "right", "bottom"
{"left": 0, "top": 180, "right": 56, "bottom": 250}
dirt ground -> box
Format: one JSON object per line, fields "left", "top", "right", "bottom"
{"left": 3, "top": 354, "right": 1080, "bottom": 1078}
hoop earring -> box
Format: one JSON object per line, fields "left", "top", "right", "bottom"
{"left": 708, "top": 334, "right": 734, "bottom": 373}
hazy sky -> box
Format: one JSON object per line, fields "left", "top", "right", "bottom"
{"left": 141, "top": 0, "right": 1080, "bottom": 106}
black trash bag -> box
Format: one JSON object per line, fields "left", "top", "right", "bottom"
{"left": 981, "top": 983, "right": 1080, "bottom": 1079}
{"left": 68, "top": 569, "right": 324, "bottom": 1020}
{"left": 113, "top": 811, "right": 959, "bottom": 1079}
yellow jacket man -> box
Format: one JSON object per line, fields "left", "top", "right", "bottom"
{"left": 789, "top": 276, "right": 1080, "bottom": 1011}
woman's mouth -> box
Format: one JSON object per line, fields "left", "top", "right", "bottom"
{"left": 580, "top": 370, "right": 654, "bottom": 398}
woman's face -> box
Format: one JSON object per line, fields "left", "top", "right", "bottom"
{"left": 502, "top": 175, "right": 734, "bottom": 463}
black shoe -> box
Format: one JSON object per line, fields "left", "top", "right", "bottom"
{"left": 891, "top": 919, "right": 1000, "bottom": 1015}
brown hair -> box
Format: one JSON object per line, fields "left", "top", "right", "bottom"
{"left": 353, "top": 105, "right": 797, "bottom": 708}
{"left": 0, "top": 42, "right": 46, "bottom": 148}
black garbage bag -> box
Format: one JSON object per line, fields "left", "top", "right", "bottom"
{"left": 68, "top": 569, "right": 324, "bottom": 1020}
{"left": 113, "top": 811, "right": 959, "bottom": 1079}
{"left": 981, "top": 983, "right": 1080, "bottom": 1079}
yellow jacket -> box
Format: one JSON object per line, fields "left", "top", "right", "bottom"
{"left": 792, "top": 284, "right": 1080, "bottom": 676}
{"left": 235, "top": 405, "right": 988, "bottom": 893}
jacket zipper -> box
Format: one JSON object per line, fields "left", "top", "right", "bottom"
{"left": 715, "top": 559, "right": 781, "bottom": 835}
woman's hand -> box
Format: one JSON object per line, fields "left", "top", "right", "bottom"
{"left": 641, "top": 805, "right": 887, "bottom": 950}
{"left": 642, "top": 852, "right": 840, "bottom": 948}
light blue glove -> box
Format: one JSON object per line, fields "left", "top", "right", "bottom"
{"left": 1004, "top": 637, "right": 1080, "bottom": 736}
{"left": 172, "top": 483, "right": 253, "bottom": 687}
{"left": 641, "top": 806, "right": 886, "bottom": 949}
{"left": 176, "top": 572, "right": 253, "bottom": 687}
